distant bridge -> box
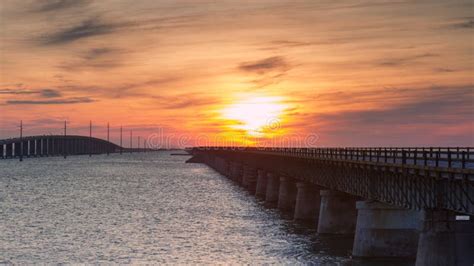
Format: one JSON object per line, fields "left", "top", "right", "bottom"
{"left": 188, "top": 147, "right": 474, "bottom": 265}
{"left": 0, "top": 135, "right": 124, "bottom": 159}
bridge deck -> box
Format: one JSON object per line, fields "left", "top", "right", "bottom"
{"left": 191, "top": 147, "right": 474, "bottom": 215}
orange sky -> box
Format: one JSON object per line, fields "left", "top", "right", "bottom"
{"left": 0, "top": 0, "right": 473, "bottom": 147}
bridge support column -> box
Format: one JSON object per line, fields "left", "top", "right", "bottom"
{"left": 317, "top": 190, "right": 358, "bottom": 234}
{"left": 415, "top": 210, "right": 474, "bottom": 266}
{"left": 265, "top": 173, "right": 280, "bottom": 206}
{"left": 231, "top": 162, "right": 243, "bottom": 183}
{"left": 0, "top": 144, "right": 4, "bottom": 158}
{"left": 213, "top": 157, "right": 227, "bottom": 176}
{"left": 39, "top": 139, "right": 43, "bottom": 156}
{"left": 278, "top": 176, "right": 297, "bottom": 212}
{"left": 242, "top": 165, "right": 258, "bottom": 193}
{"left": 352, "top": 201, "right": 420, "bottom": 259}
{"left": 294, "top": 182, "right": 321, "bottom": 222}
{"left": 255, "top": 170, "right": 268, "bottom": 198}
{"left": 28, "top": 140, "right": 33, "bottom": 157}
{"left": 6, "top": 143, "right": 13, "bottom": 158}
{"left": 22, "top": 141, "right": 28, "bottom": 158}
{"left": 46, "top": 138, "right": 50, "bottom": 156}
{"left": 13, "top": 143, "right": 19, "bottom": 158}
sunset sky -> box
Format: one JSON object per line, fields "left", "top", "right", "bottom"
{"left": 0, "top": 0, "right": 472, "bottom": 147}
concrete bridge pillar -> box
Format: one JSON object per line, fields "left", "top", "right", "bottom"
{"left": 13, "top": 142, "right": 19, "bottom": 157}
{"left": 317, "top": 190, "right": 358, "bottom": 234}
{"left": 6, "top": 143, "right": 13, "bottom": 158}
{"left": 294, "top": 182, "right": 321, "bottom": 222}
{"left": 242, "top": 165, "right": 258, "bottom": 193}
{"left": 265, "top": 173, "right": 280, "bottom": 206}
{"left": 28, "top": 140, "right": 33, "bottom": 157}
{"left": 214, "top": 157, "right": 226, "bottom": 175}
{"left": 0, "top": 144, "right": 4, "bottom": 158}
{"left": 46, "top": 138, "right": 50, "bottom": 156}
{"left": 50, "top": 139, "right": 55, "bottom": 155}
{"left": 231, "top": 162, "right": 243, "bottom": 183}
{"left": 33, "top": 140, "right": 37, "bottom": 156}
{"left": 255, "top": 170, "right": 268, "bottom": 198}
{"left": 416, "top": 210, "right": 474, "bottom": 266}
{"left": 352, "top": 200, "right": 420, "bottom": 259}
{"left": 40, "top": 139, "right": 43, "bottom": 156}
{"left": 278, "top": 176, "right": 297, "bottom": 212}
{"left": 22, "top": 141, "right": 28, "bottom": 158}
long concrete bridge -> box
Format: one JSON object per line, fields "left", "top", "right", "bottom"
{"left": 187, "top": 147, "right": 474, "bottom": 266}
{"left": 0, "top": 135, "right": 122, "bottom": 159}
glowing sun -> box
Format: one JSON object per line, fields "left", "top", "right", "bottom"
{"left": 221, "top": 96, "right": 286, "bottom": 137}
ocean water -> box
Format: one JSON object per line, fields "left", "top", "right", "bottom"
{"left": 0, "top": 151, "right": 406, "bottom": 264}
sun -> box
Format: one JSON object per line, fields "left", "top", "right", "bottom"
{"left": 221, "top": 96, "right": 286, "bottom": 137}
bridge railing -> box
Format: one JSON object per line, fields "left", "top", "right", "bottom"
{"left": 194, "top": 147, "right": 474, "bottom": 169}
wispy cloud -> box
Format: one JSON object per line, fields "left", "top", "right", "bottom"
{"left": 0, "top": 88, "right": 62, "bottom": 97}
{"left": 81, "top": 47, "right": 120, "bottom": 60}
{"left": 39, "top": 18, "right": 117, "bottom": 45}
{"left": 33, "top": 0, "right": 91, "bottom": 13}
{"left": 152, "top": 94, "right": 219, "bottom": 109}
{"left": 40, "top": 89, "right": 62, "bottom": 98}
{"left": 301, "top": 85, "right": 473, "bottom": 127}
{"left": 239, "top": 56, "right": 289, "bottom": 74}
{"left": 377, "top": 53, "right": 438, "bottom": 67}
{"left": 450, "top": 19, "right": 474, "bottom": 29}
{"left": 0, "top": 89, "right": 36, "bottom": 95}
{"left": 6, "top": 97, "right": 95, "bottom": 105}
{"left": 59, "top": 47, "right": 128, "bottom": 70}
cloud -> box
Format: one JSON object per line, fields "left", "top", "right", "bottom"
{"left": 377, "top": 53, "right": 438, "bottom": 67}
{"left": 451, "top": 19, "right": 474, "bottom": 29}
{"left": 33, "top": 0, "right": 90, "bottom": 12}
{"left": 6, "top": 97, "right": 95, "bottom": 105}
{"left": 37, "top": 13, "right": 203, "bottom": 46}
{"left": 0, "top": 89, "right": 36, "bottom": 95}
{"left": 39, "top": 18, "right": 117, "bottom": 45}
{"left": 81, "top": 47, "right": 119, "bottom": 60}
{"left": 288, "top": 85, "right": 474, "bottom": 146}
{"left": 0, "top": 88, "right": 62, "bottom": 98}
{"left": 152, "top": 94, "right": 219, "bottom": 109}
{"left": 39, "top": 89, "right": 62, "bottom": 98}
{"left": 306, "top": 85, "right": 473, "bottom": 128}
{"left": 59, "top": 47, "right": 128, "bottom": 70}
{"left": 433, "top": 67, "right": 456, "bottom": 73}
{"left": 238, "top": 56, "right": 289, "bottom": 74}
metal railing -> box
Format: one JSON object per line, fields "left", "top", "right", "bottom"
{"left": 194, "top": 147, "right": 474, "bottom": 169}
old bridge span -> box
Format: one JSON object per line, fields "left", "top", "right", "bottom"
{"left": 188, "top": 147, "right": 473, "bottom": 266}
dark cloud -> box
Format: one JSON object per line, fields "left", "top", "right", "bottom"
{"left": 0, "top": 89, "right": 36, "bottom": 95}
{"left": 451, "top": 19, "right": 474, "bottom": 29}
{"left": 291, "top": 85, "right": 474, "bottom": 146}
{"left": 269, "top": 40, "right": 313, "bottom": 48}
{"left": 377, "top": 53, "right": 438, "bottom": 67}
{"left": 311, "top": 85, "right": 473, "bottom": 127}
{"left": 33, "top": 0, "right": 90, "bottom": 12}
{"left": 55, "top": 77, "right": 183, "bottom": 99}
{"left": 82, "top": 47, "right": 119, "bottom": 60}
{"left": 433, "top": 67, "right": 455, "bottom": 73}
{"left": 40, "top": 89, "right": 62, "bottom": 98}
{"left": 59, "top": 47, "right": 127, "bottom": 70}
{"left": 6, "top": 97, "right": 95, "bottom": 105}
{"left": 0, "top": 88, "right": 61, "bottom": 98}
{"left": 152, "top": 94, "right": 219, "bottom": 109}
{"left": 239, "top": 56, "right": 289, "bottom": 74}
{"left": 40, "top": 19, "right": 116, "bottom": 45}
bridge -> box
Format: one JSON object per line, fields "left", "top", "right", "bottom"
{"left": 0, "top": 135, "right": 123, "bottom": 159}
{"left": 187, "top": 147, "right": 474, "bottom": 266}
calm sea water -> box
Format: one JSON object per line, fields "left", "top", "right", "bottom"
{"left": 0, "top": 151, "right": 401, "bottom": 264}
